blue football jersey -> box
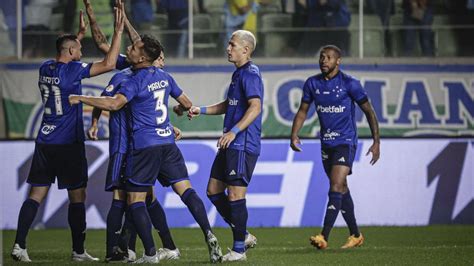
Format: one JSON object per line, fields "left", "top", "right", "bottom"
{"left": 118, "top": 66, "right": 182, "bottom": 150}
{"left": 224, "top": 61, "right": 264, "bottom": 155}
{"left": 302, "top": 71, "right": 368, "bottom": 147}
{"left": 36, "top": 60, "right": 92, "bottom": 144}
{"left": 116, "top": 54, "right": 130, "bottom": 70}
{"left": 101, "top": 68, "right": 133, "bottom": 154}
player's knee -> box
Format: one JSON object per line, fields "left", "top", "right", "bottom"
{"left": 67, "top": 187, "right": 86, "bottom": 203}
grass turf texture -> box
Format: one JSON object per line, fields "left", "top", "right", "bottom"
{"left": 2, "top": 226, "right": 474, "bottom": 265}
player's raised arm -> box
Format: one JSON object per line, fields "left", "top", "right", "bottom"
{"left": 359, "top": 101, "right": 380, "bottom": 165}
{"left": 290, "top": 102, "right": 310, "bottom": 152}
{"left": 77, "top": 10, "right": 88, "bottom": 41}
{"left": 84, "top": 0, "right": 140, "bottom": 54}
{"left": 89, "top": 1, "right": 124, "bottom": 77}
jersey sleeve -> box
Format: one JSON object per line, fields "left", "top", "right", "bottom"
{"left": 242, "top": 72, "right": 263, "bottom": 100}
{"left": 347, "top": 78, "right": 368, "bottom": 105}
{"left": 66, "top": 61, "right": 92, "bottom": 81}
{"left": 115, "top": 54, "right": 131, "bottom": 70}
{"left": 101, "top": 72, "right": 124, "bottom": 97}
{"left": 301, "top": 78, "right": 314, "bottom": 104}
{"left": 118, "top": 78, "right": 138, "bottom": 102}
{"left": 168, "top": 75, "right": 183, "bottom": 99}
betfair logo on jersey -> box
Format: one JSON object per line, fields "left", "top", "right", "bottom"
{"left": 229, "top": 98, "right": 239, "bottom": 106}
{"left": 316, "top": 105, "right": 346, "bottom": 113}
{"left": 147, "top": 80, "right": 169, "bottom": 92}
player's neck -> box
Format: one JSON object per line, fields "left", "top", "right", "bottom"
{"left": 56, "top": 55, "right": 72, "bottom": 64}
{"left": 324, "top": 69, "right": 339, "bottom": 80}
{"left": 132, "top": 61, "right": 152, "bottom": 70}
{"left": 234, "top": 58, "right": 250, "bottom": 68}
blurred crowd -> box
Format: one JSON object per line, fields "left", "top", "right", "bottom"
{"left": 0, "top": 0, "right": 473, "bottom": 58}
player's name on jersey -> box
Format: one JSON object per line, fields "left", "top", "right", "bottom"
{"left": 147, "top": 80, "right": 169, "bottom": 92}
{"left": 39, "top": 76, "right": 61, "bottom": 85}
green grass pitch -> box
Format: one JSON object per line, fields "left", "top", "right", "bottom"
{"left": 2, "top": 226, "right": 474, "bottom": 265}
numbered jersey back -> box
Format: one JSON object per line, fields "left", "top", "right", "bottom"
{"left": 36, "top": 60, "right": 91, "bottom": 144}
{"left": 118, "top": 66, "right": 183, "bottom": 150}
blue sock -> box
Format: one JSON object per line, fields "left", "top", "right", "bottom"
{"left": 208, "top": 192, "right": 232, "bottom": 226}
{"left": 321, "top": 192, "right": 343, "bottom": 241}
{"left": 15, "top": 198, "right": 39, "bottom": 249}
{"left": 120, "top": 209, "right": 138, "bottom": 252}
{"left": 341, "top": 191, "right": 360, "bottom": 237}
{"left": 181, "top": 188, "right": 212, "bottom": 237}
{"left": 68, "top": 202, "right": 86, "bottom": 254}
{"left": 230, "top": 199, "right": 247, "bottom": 253}
{"left": 130, "top": 202, "right": 156, "bottom": 256}
{"left": 106, "top": 199, "right": 126, "bottom": 257}
{"left": 147, "top": 199, "right": 176, "bottom": 250}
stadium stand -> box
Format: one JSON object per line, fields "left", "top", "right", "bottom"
{"left": 349, "top": 15, "right": 385, "bottom": 57}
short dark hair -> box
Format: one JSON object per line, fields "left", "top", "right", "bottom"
{"left": 56, "top": 34, "right": 78, "bottom": 54}
{"left": 320, "top": 45, "right": 342, "bottom": 58}
{"left": 140, "top": 35, "right": 163, "bottom": 62}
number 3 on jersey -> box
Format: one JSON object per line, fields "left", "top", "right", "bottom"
{"left": 153, "top": 89, "right": 167, "bottom": 125}
{"left": 40, "top": 84, "right": 63, "bottom": 115}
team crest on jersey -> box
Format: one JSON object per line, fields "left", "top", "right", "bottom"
{"left": 105, "top": 84, "right": 114, "bottom": 92}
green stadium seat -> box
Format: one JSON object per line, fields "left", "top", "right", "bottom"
{"left": 193, "top": 14, "right": 218, "bottom": 56}
{"left": 349, "top": 15, "right": 385, "bottom": 57}
{"left": 260, "top": 13, "right": 292, "bottom": 57}
{"left": 433, "top": 15, "right": 457, "bottom": 56}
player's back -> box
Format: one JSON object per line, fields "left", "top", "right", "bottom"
{"left": 119, "top": 66, "right": 183, "bottom": 150}
{"left": 36, "top": 60, "right": 91, "bottom": 144}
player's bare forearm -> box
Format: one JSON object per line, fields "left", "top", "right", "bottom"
{"left": 291, "top": 102, "right": 309, "bottom": 138}
{"left": 89, "top": 3, "right": 124, "bottom": 76}
{"left": 72, "top": 94, "right": 127, "bottom": 111}
{"left": 233, "top": 98, "right": 261, "bottom": 131}
{"left": 360, "top": 101, "right": 380, "bottom": 144}
{"left": 125, "top": 17, "right": 141, "bottom": 44}
{"left": 206, "top": 100, "right": 228, "bottom": 115}
{"left": 83, "top": 0, "right": 110, "bottom": 53}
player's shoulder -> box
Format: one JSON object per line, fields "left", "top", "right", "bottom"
{"left": 242, "top": 62, "right": 261, "bottom": 76}
{"left": 340, "top": 71, "right": 360, "bottom": 84}
{"left": 305, "top": 73, "right": 323, "bottom": 83}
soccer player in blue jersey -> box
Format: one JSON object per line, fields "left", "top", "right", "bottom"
{"left": 187, "top": 30, "right": 263, "bottom": 262}
{"left": 82, "top": 1, "right": 180, "bottom": 262}
{"left": 10, "top": 4, "right": 125, "bottom": 263}
{"left": 290, "top": 45, "right": 380, "bottom": 250}
{"left": 69, "top": 35, "right": 223, "bottom": 264}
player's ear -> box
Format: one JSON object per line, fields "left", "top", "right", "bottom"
{"left": 68, "top": 47, "right": 73, "bottom": 56}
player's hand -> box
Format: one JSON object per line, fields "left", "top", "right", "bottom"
{"left": 113, "top": 0, "right": 125, "bottom": 33}
{"left": 366, "top": 141, "right": 380, "bottom": 165}
{"left": 290, "top": 136, "right": 303, "bottom": 152}
{"left": 77, "top": 10, "right": 89, "bottom": 41}
{"left": 69, "top": 95, "right": 81, "bottom": 105}
{"left": 83, "top": 0, "right": 96, "bottom": 22}
{"left": 217, "top": 132, "right": 236, "bottom": 149}
{"left": 187, "top": 106, "right": 200, "bottom": 120}
{"left": 173, "top": 105, "right": 184, "bottom": 116}
{"left": 87, "top": 126, "right": 99, "bottom": 140}
{"left": 173, "top": 127, "right": 182, "bottom": 141}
